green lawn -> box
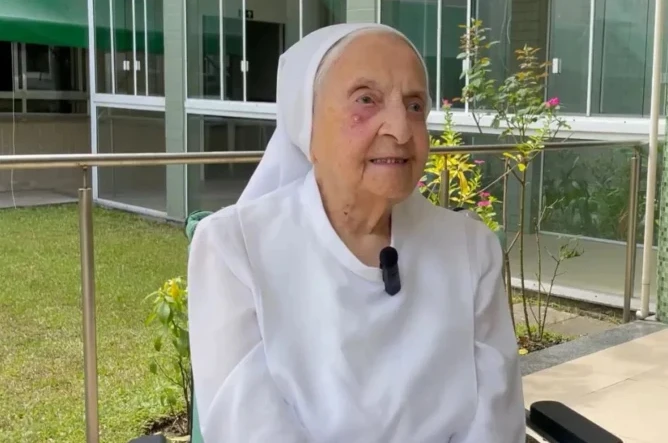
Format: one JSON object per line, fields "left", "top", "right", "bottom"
{"left": 0, "top": 204, "right": 188, "bottom": 442}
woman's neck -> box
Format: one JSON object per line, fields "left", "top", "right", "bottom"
{"left": 316, "top": 177, "right": 393, "bottom": 266}
{"left": 328, "top": 197, "right": 392, "bottom": 238}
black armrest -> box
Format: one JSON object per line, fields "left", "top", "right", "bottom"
{"left": 526, "top": 401, "right": 623, "bottom": 443}
{"left": 128, "top": 436, "right": 167, "bottom": 443}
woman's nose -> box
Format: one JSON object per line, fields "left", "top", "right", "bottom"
{"left": 379, "top": 105, "right": 412, "bottom": 145}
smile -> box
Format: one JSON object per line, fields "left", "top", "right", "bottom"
{"left": 370, "top": 158, "right": 408, "bottom": 164}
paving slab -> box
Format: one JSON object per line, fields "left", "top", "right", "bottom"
{"left": 512, "top": 303, "right": 578, "bottom": 326}
{"left": 522, "top": 327, "right": 668, "bottom": 442}
{"left": 548, "top": 316, "right": 618, "bottom": 337}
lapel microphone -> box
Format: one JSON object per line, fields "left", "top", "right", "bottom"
{"left": 379, "top": 246, "right": 401, "bottom": 296}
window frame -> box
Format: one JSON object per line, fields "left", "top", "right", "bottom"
{"left": 0, "top": 42, "right": 89, "bottom": 116}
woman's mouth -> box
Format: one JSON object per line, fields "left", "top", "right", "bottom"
{"left": 370, "top": 158, "right": 408, "bottom": 165}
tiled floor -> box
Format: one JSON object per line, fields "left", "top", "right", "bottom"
{"left": 523, "top": 328, "right": 668, "bottom": 442}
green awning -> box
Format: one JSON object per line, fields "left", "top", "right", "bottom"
{"left": 0, "top": 0, "right": 164, "bottom": 54}
{"left": 0, "top": 0, "right": 88, "bottom": 48}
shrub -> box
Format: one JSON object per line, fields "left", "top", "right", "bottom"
{"left": 145, "top": 277, "right": 192, "bottom": 435}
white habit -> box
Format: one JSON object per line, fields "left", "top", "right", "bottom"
{"left": 188, "top": 171, "right": 525, "bottom": 443}
{"left": 187, "top": 23, "right": 525, "bottom": 443}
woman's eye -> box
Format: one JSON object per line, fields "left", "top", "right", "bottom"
{"left": 408, "top": 103, "right": 423, "bottom": 112}
{"left": 357, "top": 95, "right": 374, "bottom": 105}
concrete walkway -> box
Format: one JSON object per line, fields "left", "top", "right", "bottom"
{"left": 513, "top": 302, "right": 618, "bottom": 337}
{"left": 522, "top": 323, "right": 668, "bottom": 442}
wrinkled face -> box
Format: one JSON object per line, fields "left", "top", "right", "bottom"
{"left": 310, "top": 31, "right": 430, "bottom": 203}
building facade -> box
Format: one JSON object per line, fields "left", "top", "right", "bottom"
{"left": 0, "top": 0, "right": 666, "bottom": 221}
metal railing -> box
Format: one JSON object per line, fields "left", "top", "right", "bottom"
{"left": 0, "top": 139, "right": 646, "bottom": 443}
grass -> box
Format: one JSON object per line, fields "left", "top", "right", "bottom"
{"left": 0, "top": 204, "right": 188, "bottom": 442}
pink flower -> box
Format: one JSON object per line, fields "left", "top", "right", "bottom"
{"left": 417, "top": 181, "right": 426, "bottom": 187}
{"left": 442, "top": 98, "right": 451, "bottom": 108}
{"left": 545, "top": 97, "right": 560, "bottom": 108}
{"left": 479, "top": 191, "right": 490, "bottom": 198}
{"left": 477, "top": 200, "right": 491, "bottom": 207}
{"left": 474, "top": 159, "right": 485, "bottom": 165}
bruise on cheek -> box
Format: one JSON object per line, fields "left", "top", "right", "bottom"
{"left": 348, "top": 106, "right": 374, "bottom": 129}
{"left": 342, "top": 114, "right": 367, "bottom": 139}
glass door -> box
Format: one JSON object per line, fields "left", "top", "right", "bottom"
{"left": 547, "top": 0, "right": 592, "bottom": 114}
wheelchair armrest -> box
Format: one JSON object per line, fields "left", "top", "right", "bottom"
{"left": 526, "top": 401, "right": 623, "bottom": 443}
{"left": 127, "top": 435, "right": 167, "bottom": 443}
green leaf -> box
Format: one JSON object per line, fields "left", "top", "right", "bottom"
{"left": 144, "top": 312, "right": 156, "bottom": 326}
{"left": 154, "top": 337, "right": 162, "bottom": 352}
{"left": 149, "top": 362, "right": 157, "bottom": 375}
{"left": 157, "top": 301, "right": 171, "bottom": 323}
{"left": 176, "top": 331, "right": 190, "bottom": 356}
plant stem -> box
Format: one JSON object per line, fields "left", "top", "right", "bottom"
{"left": 519, "top": 167, "right": 532, "bottom": 340}
{"left": 535, "top": 217, "right": 543, "bottom": 338}
{"left": 178, "top": 359, "right": 191, "bottom": 433}
{"left": 502, "top": 158, "right": 516, "bottom": 333}
{"left": 541, "top": 257, "right": 563, "bottom": 339}
{"left": 471, "top": 110, "right": 484, "bottom": 135}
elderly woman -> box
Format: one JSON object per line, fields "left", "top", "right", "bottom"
{"left": 188, "top": 23, "right": 525, "bottom": 442}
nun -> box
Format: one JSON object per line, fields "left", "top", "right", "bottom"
{"left": 188, "top": 23, "right": 525, "bottom": 443}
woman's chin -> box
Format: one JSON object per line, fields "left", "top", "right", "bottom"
{"left": 365, "top": 183, "right": 417, "bottom": 203}
{"left": 363, "top": 168, "right": 420, "bottom": 199}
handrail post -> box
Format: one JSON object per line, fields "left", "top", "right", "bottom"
{"left": 623, "top": 150, "right": 641, "bottom": 323}
{"left": 440, "top": 154, "right": 450, "bottom": 208}
{"left": 79, "top": 167, "right": 100, "bottom": 443}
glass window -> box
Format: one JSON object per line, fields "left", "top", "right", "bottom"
{"left": 24, "top": 44, "right": 85, "bottom": 92}
{"left": 0, "top": 42, "right": 86, "bottom": 114}
{"left": 473, "top": 0, "right": 513, "bottom": 87}
{"left": 186, "top": 0, "right": 300, "bottom": 102}
{"left": 112, "top": 0, "right": 136, "bottom": 94}
{"left": 303, "top": 0, "right": 377, "bottom": 27}
{"left": 145, "top": 0, "right": 165, "bottom": 96}
{"left": 97, "top": 108, "right": 167, "bottom": 212}
{"left": 187, "top": 115, "right": 274, "bottom": 211}
{"left": 94, "top": 0, "right": 164, "bottom": 96}
{"left": 0, "top": 116, "right": 90, "bottom": 195}
{"left": 26, "top": 100, "right": 88, "bottom": 114}
{"left": 539, "top": 143, "right": 651, "bottom": 243}
{"left": 441, "top": 0, "right": 468, "bottom": 108}
{"left": 246, "top": 1, "right": 300, "bottom": 102}
{"left": 95, "top": 0, "right": 113, "bottom": 93}
{"left": 591, "top": 0, "right": 651, "bottom": 115}
{"left": 547, "top": 0, "right": 591, "bottom": 114}
{"left": 0, "top": 42, "right": 14, "bottom": 92}
{"left": 0, "top": 99, "right": 20, "bottom": 112}
{"left": 381, "top": 0, "right": 438, "bottom": 108}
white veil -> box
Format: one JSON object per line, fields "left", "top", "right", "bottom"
{"left": 237, "top": 23, "right": 429, "bottom": 203}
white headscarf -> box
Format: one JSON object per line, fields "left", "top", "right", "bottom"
{"left": 238, "top": 23, "right": 430, "bottom": 203}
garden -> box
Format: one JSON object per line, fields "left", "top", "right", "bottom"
{"left": 0, "top": 205, "right": 188, "bottom": 442}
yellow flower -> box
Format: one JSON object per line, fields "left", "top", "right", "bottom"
{"left": 167, "top": 279, "right": 181, "bottom": 299}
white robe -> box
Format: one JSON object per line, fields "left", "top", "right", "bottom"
{"left": 188, "top": 170, "right": 525, "bottom": 443}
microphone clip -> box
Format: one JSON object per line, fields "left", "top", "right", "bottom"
{"left": 379, "top": 246, "right": 401, "bottom": 296}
